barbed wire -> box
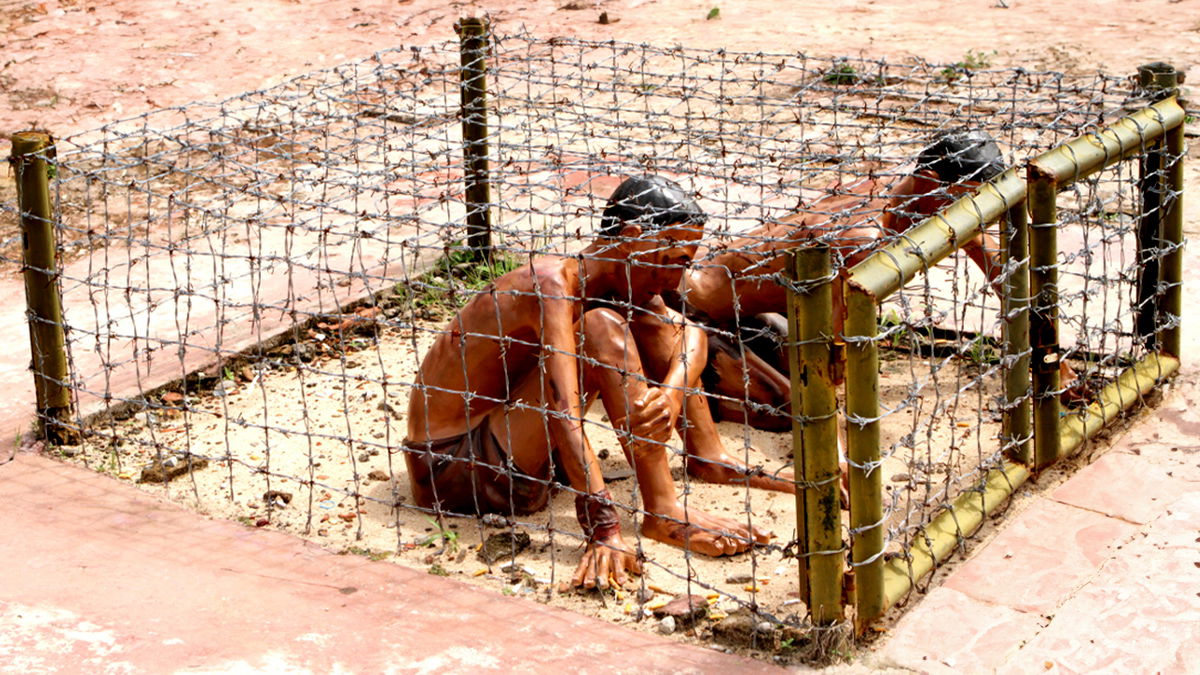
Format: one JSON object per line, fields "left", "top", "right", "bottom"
{"left": 0, "top": 31, "right": 1177, "bottom": 652}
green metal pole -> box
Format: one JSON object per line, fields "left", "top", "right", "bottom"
{"left": 1026, "top": 169, "right": 1061, "bottom": 469}
{"left": 1001, "top": 204, "right": 1032, "bottom": 465}
{"left": 11, "top": 131, "right": 77, "bottom": 444}
{"left": 844, "top": 282, "right": 883, "bottom": 633}
{"left": 789, "top": 246, "right": 843, "bottom": 626}
{"left": 457, "top": 16, "right": 493, "bottom": 262}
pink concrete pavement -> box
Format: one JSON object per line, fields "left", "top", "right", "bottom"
{"left": 871, "top": 373, "right": 1200, "bottom": 674}
{"left": 0, "top": 444, "right": 782, "bottom": 674}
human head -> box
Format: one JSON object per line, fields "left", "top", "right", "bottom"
{"left": 597, "top": 175, "right": 707, "bottom": 302}
{"left": 600, "top": 174, "right": 708, "bottom": 239}
{"left": 916, "top": 130, "right": 1005, "bottom": 185}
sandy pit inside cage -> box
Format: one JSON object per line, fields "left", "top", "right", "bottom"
{"left": 62, "top": 293, "right": 1007, "bottom": 643}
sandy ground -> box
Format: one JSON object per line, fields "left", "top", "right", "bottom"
{"left": 59, "top": 290, "right": 1005, "bottom": 646}
{"left": 4, "top": 0, "right": 1199, "bottom": 660}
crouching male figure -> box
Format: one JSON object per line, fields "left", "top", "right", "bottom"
{"left": 404, "top": 175, "right": 772, "bottom": 589}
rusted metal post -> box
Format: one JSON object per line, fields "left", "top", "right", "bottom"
{"left": 1001, "top": 204, "right": 1032, "bottom": 465}
{"left": 457, "top": 16, "right": 493, "bottom": 262}
{"left": 844, "top": 282, "right": 882, "bottom": 633}
{"left": 1026, "top": 167, "right": 1062, "bottom": 469}
{"left": 11, "top": 131, "right": 77, "bottom": 444}
{"left": 787, "top": 246, "right": 843, "bottom": 627}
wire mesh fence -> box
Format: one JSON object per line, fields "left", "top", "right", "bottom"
{"left": 2, "top": 28, "right": 1184, "bottom": 653}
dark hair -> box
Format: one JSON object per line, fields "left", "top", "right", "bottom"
{"left": 599, "top": 175, "right": 707, "bottom": 238}
{"left": 917, "top": 131, "right": 1005, "bottom": 184}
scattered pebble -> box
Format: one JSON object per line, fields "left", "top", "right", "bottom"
{"left": 653, "top": 594, "right": 709, "bottom": 627}
{"left": 479, "top": 530, "right": 531, "bottom": 564}
{"left": 367, "top": 469, "right": 390, "bottom": 482}
{"left": 658, "top": 616, "right": 676, "bottom": 634}
{"left": 725, "top": 573, "right": 754, "bottom": 584}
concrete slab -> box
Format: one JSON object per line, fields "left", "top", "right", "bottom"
{"left": 0, "top": 451, "right": 783, "bottom": 674}
{"left": 998, "top": 493, "right": 1200, "bottom": 674}
{"left": 943, "top": 500, "right": 1139, "bottom": 615}
{"left": 872, "top": 586, "right": 1044, "bottom": 674}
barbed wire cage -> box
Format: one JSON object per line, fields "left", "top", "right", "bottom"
{"left": 4, "top": 24, "right": 1186, "bottom": 655}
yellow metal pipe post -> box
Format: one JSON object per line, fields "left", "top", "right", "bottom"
{"left": 844, "top": 282, "right": 883, "bottom": 633}
{"left": 789, "top": 246, "right": 843, "bottom": 626}
{"left": 11, "top": 131, "right": 77, "bottom": 444}
{"left": 1026, "top": 168, "right": 1062, "bottom": 469}
{"left": 785, "top": 251, "right": 810, "bottom": 604}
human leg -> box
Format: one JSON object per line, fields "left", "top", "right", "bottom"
{"left": 581, "top": 307, "right": 768, "bottom": 555}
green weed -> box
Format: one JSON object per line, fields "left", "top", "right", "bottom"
{"left": 419, "top": 516, "right": 461, "bottom": 553}
{"left": 706, "top": 7, "right": 720, "bottom": 20}
{"left": 393, "top": 242, "right": 521, "bottom": 319}
{"left": 939, "top": 50, "right": 995, "bottom": 82}
{"left": 823, "top": 62, "right": 859, "bottom": 86}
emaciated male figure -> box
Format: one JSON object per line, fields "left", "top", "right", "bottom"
{"left": 680, "top": 131, "right": 1011, "bottom": 428}
{"left": 404, "top": 175, "right": 787, "bottom": 590}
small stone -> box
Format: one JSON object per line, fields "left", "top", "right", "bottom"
{"left": 480, "top": 513, "right": 507, "bottom": 528}
{"left": 636, "top": 587, "right": 656, "bottom": 603}
{"left": 891, "top": 473, "right": 911, "bottom": 482}
{"left": 138, "top": 453, "right": 209, "bottom": 484}
{"left": 601, "top": 468, "right": 636, "bottom": 483}
{"left": 479, "top": 530, "right": 532, "bottom": 564}
{"left": 57, "top": 445, "right": 82, "bottom": 458}
{"left": 357, "top": 452, "right": 371, "bottom": 462}
{"left": 338, "top": 512, "right": 356, "bottom": 522}
{"left": 712, "top": 608, "right": 779, "bottom": 649}
{"left": 658, "top": 616, "right": 676, "bottom": 634}
{"left": 263, "top": 490, "right": 293, "bottom": 508}
{"left": 255, "top": 518, "right": 269, "bottom": 527}
{"left": 653, "top": 594, "right": 709, "bottom": 627}
{"left": 367, "top": 469, "right": 390, "bottom": 482}
{"left": 162, "top": 391, "right": 184, "bottom": 405}
{"left": 317, "top": 528, "right": 329, "bottom": 536}
{"left": 725, "top": 573, "right": 754, "bottom": 584}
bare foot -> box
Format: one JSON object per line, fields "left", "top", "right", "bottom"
{"left": 685, "top": 452, "right": 797, "bottom": 494}
{"left": 641, "top": 502, "right": 770, "bottom": 556}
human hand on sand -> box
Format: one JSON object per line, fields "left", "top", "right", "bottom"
{"left": 571, "top": 532, "right": 642, "bottom": 589}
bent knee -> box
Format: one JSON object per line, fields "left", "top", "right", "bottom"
{"left": 581, "top": 307, "right": 632, "bottom": 350}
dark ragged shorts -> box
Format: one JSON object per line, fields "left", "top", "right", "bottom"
{"left": 403, "top": 416, "right": 552, "bottom": 516}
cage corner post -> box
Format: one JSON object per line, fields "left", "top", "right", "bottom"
{"left": 1026, "top": 160, "right": 1062, "bottom": 470}
{"left": 457, "top": 15, "right": 494, "bottom": 264}
{"left": 11, "top": 130, "right": 77, "bottom": 445}
{"left": 843, "top": 279, "right": 883, "bottom": 634}
{"left": 787, "top": 245, "right": 844, "bottom": 627}
{"left": 1136, "top": 62, "right": 1185, "bottom": 358}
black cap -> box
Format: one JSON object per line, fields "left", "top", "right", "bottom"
{"left": 600, "top": 175, "right": 707, "bottom": 238}
{"left": 917, "top": 131, "right": 1005, "bottom": 184}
